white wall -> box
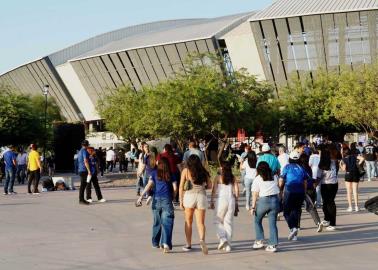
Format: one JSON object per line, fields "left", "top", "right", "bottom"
{"left": 220, "top": 20, "right": 266, "bottom": 80}
{"left": 55, "top": 62, "right": 100, "bottom": 121}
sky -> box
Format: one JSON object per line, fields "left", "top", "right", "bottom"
{"left": 0, "top": 0, "right": 273, "bottom": 74}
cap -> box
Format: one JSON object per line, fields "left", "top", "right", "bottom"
{"left": 289, "top": 151, "right": 300, "bottom": 160}
{"left": 81, "top": 140, "right": 89, "bottom": 146}
{"left": 261, "top": 143, "right": 270, "bottom": 152}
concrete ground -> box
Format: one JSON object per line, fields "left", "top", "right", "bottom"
{"left": 0, "top": 177, "right": 377, "bottom": 270}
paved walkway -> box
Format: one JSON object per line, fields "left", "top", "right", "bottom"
{"left": 0, "top": 179, "right": 377, "bottom": 270}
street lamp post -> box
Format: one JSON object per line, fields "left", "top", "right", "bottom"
{"left": 43, "top": 84, "right": 49, "bottom": 170}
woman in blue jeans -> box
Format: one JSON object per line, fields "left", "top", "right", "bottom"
{"left": 137, "top": 157, "right": 177, "bottom": 253}
{"left": 251, "top": 161, "right": 280, "bottom": 252}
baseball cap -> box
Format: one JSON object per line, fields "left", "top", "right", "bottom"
{"left": 289, "top": 151, "right": 300, "bottom": 160}
{"left": 261, "top": 143, "right": 270, "bottom": 152}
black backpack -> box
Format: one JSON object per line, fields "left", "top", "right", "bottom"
{"left": 364, "top": 196, "right": 378, "bottom": 215}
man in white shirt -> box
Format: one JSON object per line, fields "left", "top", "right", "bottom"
{"left": 16, "top": 148, "right": 28, "bottom": 184}
{"left": 309, "top": 149, "right": 321, "bottom": 206}
{"left": 277, "top": 146, "right": 289, "bottom": 171}
{"left": 106, "top": 147, "right": 116, "bottom": 173}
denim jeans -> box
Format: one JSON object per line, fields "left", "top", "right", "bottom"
{"left": 16, "top": 164, "right": 27, "bottom": 184}
{"left": 254, "top": 195, "right": 280, "bottom": 245}
{"left": 305, "top": 189, "right": 321, "bottom": 225}
{"left": 244, "top": 177, "right": 253, "bottom": 208}
{"left": 316, "top": 185, "right": 322, "bottom": 205}
{"left": 366, "top": 161, "right": 376, "bottom": 180}
{"left": 283, "top": 191, "right": 305, "bottom": 230}
{"left": 152, "top": 197, "right": 175, "bottom": 249}
{"left": 4, "top": 168, "right": 16, "bottom": 193}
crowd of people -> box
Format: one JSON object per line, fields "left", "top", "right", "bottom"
{"left": 132, "top": 138, "right": 377, "bottom": 255}
{"left": 2, "top": 137, "right": 377, "bottom": 255}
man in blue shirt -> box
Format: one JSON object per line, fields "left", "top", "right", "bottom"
{"left": 257, "top": 143, "right": 281, "bottom": 176}
{"left": 3, "top": 145, "right": 17, "bottom": 195}
{"left": 279, "top": 151, "right": 308, "bottom": 241}
{"left": 78, "top": 140, "right": 91, "bottom": 205}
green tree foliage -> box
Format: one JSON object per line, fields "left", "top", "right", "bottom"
{"left": 97, "top": 54, "right": 277, "bottom": 152}
{"left": 330, "top": 64, "right": 378, "bottom": 138}
{"left": 0, "top": 85, "right": 64, "bottom": 146}
{"left": 278, "top": 70, "right": 351, "bottom": 140}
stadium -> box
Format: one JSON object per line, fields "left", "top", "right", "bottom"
{"left": 1, "top": 0, "right": 378, "bottom": 130}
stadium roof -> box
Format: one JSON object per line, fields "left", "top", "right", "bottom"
{"left": 71, "top": 12, "right": 255, "bottom": 61}
{"left": 251, "top": 0, "right": 378, "bottom": 21}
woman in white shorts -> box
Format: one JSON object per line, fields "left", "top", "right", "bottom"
{"left": 179, "top": 154, "right": 212, "bottom": 255}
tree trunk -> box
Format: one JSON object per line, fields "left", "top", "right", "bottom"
{"left": 217, "top": 133, "right": 229, "bottom": 166}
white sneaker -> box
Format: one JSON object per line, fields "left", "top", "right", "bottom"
{"left": 317, "top": 222, "right": 323, "bottom": 233}
{"left": 265, "top": 245, "right": 277, "bottom": 252}
{"left": 217, "top": 240, "right": 228, "bottom": 250}
{"left": 146, "top": 196, "right": 152, "bottom": 205}
{"left": 86, "top": 199, "right": 93, "bottom": 203}
{"left": 292, "top": 236, "right": 298, "bottom": 241}
{"left": 182, "top": 245, "right": 192, "bottom": 252}
{"left": 224, "top": 244, "right": 231, "bottom": 252}
{"left": 288, "top": 228, "right": 298, "bottom": 241}
{"left": 321, "top": 220, "right": 330, "bottom": 227}
{"left": 355, "top": 206, "right": 359, "bottom": 212}
{"left": 326, "top": 226, "right": 336, "bottom": 231}
{"left": 346, "top": 207, "right": 353, "bottom": 212}
{"left": 98, "top": 198, "right": 106, "bottom": 203}
{"left": 162, "top": 244, "right": 169, "bottom": 254}
{"left": 253, "top": 240, "right": 264, "bottom": 249}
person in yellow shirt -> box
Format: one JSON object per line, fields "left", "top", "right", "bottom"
{"left": 27, "top": 144, "right": 42, "bottom": 194}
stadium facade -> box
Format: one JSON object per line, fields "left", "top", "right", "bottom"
{"left": 1, "top": 0, "right": 378, "bottom": 127}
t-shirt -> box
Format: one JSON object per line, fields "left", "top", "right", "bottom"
{"left": 317, "top": 160, "right": 338, "bottom": 184}
{"left": 257, "top": 153, "right": 281, "bottom": 174}
{"left": 309, "top": 154, "right": 320, "bottom": 179}
{"left": 78, "top": 148, "right": 90, "bottom": 173}
{"left": 89, "top": 156, "right": 97, "bottom": 175}
{"left": 278, "top": 153, "right": 289, "bottom": 170}
{"left": 106, "top": 150, "right": 116, "bottom": 162}
{"left": 363, "top": 145, "right": 377, "bottom": 161}
{"left": 280, "top": 163, "right": 308, "bottom": 193}
{"left": 158, "top": 152, "right": 181, "bottom": 174}
{"left": 242, "top": 160, "right": 257, "bottom": 180}
{"left": 150, "top": 169, "right": 176, "bottom": 199}
{"left": 28, "top": 150, "right": 40, "bottom": 171}
{"left": 4, "top": 150, "right": 16, "bottom": 170}
{"left": 252, "top": 175, "right": 280, "bottom": 197}
{"left": 16, "top": 153, "right": 27, "bottom": 166}
{"left": 182, "top": 148, "right": 205, "bottom": 164}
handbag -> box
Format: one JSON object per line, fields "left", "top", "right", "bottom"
{"left": 234, "top": 201, "right": 239, "bottom": 217}
{"left": 183, "top": 178, "right": 193, "bottom": 191}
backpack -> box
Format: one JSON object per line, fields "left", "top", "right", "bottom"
{"left": 364, "top": 196, "right": 378, "bottom": 215}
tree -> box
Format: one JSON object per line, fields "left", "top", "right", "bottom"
{"left": 97, "top": 54, "right": 277, "bottom": 162}
{"left": 278, "top": 70, "right": 352, "bottom": 141}
{"left": 330, "top": 64, "right": 378, "bottom": 138}
{"left": 0, "top": 84, "right": 64, "bottom": 146}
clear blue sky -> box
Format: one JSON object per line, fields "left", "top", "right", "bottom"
{"left": 0, "top": 0, "right": 273, "bottom": 74}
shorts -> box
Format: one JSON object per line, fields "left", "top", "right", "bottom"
{"left": 183, "top": 190, "right": 207, "bottom": 210}
{"left": 345, "top": 172, "right": 360, "bottom": 183}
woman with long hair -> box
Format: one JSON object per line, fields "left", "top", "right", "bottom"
{"left": 144, "top": 146, "right": 158, "bottom": 204}
{"left": 179, "top": 154, "right": 212, "bottom": 255}
{"left": 251, "top": 161, "right": 280, "bottom": 252}
{"left": 318, "top": 145, "right": 339, "bottom": 231}
{"left": 158, "top": 144, "right": 181, "bottom": 204}
{"left": 340, "top": 147, "right": 364, "bottom": 212}
{"left": 241, "top": 151, "right": 257, "bottom": 210}
{"left": 210, "top": 161, "right": 239, "bottom": 252}
{"left": 137, "top": 157, "right": 177, "bottom": 253}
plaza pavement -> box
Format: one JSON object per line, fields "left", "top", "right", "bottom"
{"left": 0, "top": 176, "right": 377, "bottom": 270}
